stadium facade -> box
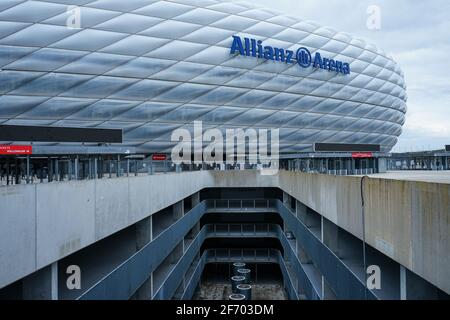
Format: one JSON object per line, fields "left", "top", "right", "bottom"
{"left": 0, "top": 0, "right": 407, "bottom": 154}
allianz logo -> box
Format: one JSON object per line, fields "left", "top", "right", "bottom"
{"left": 230, "top": 35, "right": 351, "bottom": 75}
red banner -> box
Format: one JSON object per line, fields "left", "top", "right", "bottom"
{"left": 0, "top": 145, "right": 33, "bottom": 155}
{"left": 352, "top": 152, "right": 373, "bottom": 158}
{"left": 152, "top": 154, "right": 167, "bottom": 161}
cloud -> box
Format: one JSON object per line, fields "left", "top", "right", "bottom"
{"left": 253, "top": 0, "right": 450, "bottom": 151}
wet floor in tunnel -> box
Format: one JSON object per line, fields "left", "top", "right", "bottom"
{"left": 193, "top": 282, "right": 287, "bottom": 300}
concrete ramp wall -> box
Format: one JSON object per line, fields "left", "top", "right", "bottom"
{"left": 276, "top": 171, "right": 450, "bottom": 294}
{"left": 1, "top": 170, "right": 449, "bottom": 294}
{"left": 0, "top": 171, "right": 213, "bottom": 288}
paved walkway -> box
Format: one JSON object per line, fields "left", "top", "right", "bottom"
{"left": 367, "top": 170, "right": 450, "bottom": 184}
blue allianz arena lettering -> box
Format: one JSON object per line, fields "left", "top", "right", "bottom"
{"left": 230, "top": 35, "right": 350, "bottom": 75}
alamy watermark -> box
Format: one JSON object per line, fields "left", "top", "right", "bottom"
{"left": 66, "top": 265, "right": 81, "bottom": 290}
{"left": 366, "top": 5, "right": 382, "bottom": 30}
{"left": 171, "top": 121, "right": 280, "bottom": 175}
{"left": 66, "top": 5, "right": 81, "bottom": 29}
{"left": 367, "top": 265, "right": 381, "bottom": 290}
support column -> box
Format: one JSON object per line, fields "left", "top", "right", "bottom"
{"left": 296, "top": 243, "right": 312, "bottom": 264}
{"left": 136, "top": 216, "right": 153, "bottom": 250}
{"left": 74, "top": 156, "right": 78, "bottom": 180}
{"left": 173, "top": 200, "right": 184, "bottom": 221}
{"left": 171, "top": 241, "right": 184, "bottom": 265}
{"left": 192, "top": 192, "right": 200, "bottom": 207}
{"left": 191, "top": 192, "right": 201, "bottom": 238}
{"left": 322, "top": 277, "right": 335, "bottom": 300}
{"left": 149, "top": 159, "right": 153, "bottom": 175}
{"left": 320, "top": 217, "right": 336, "bottom": 300}
{"left": 109, "top": 158, "right": 112, "bottom": 178}
{"left": 172, "top": 201, "right": 185, "bottom": 263}
{"left": 94, "top": 158, "right": 98, "bottom": 180}
{"left": 282, "top": 191, "right": 289, "bottom": 206}
{"left": 47, "top": 157, "right": 52, "bottom": 182}
{"left": 296, "top": 200, "right": 307, "bottom": 220}
{"left": 400, "top": 265, "right": 407, "bottom": 300}
{"left": 26, "top": 156, "right": 30, "bottom": 184}
{"left": 68, "top": 158, "right": 72, "bottom": 181}
{"left": 192, "top": 221, "right": 201, "bottom": 237}
{"left": 399, "top": 265, "right": 442, "bottom": 299}
{"left": 22, "top": 262, "right": 58, "bottom": 300}
{"left": 322, "top": 217, "right": 341, "bottom": 258}
{"left": 321, "top": 217, "right": 325, "bottom": 299}
{"left": 134, "top": 216, "right": 153, "bottom": 300}
{"left": 117, "top": 155, "right": 121, "bottom": 177}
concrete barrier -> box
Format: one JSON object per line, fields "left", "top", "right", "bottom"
{"left": 0, "top": 171, "right": 214, "bottom": 288}
{"left": 0, "top": 184, "right": 37, "bottom": 288}
{"left": 277, "top": 171, "right": 450, "bottom": 294}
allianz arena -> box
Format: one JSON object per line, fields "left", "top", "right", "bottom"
{"left": 0, "top": 0, "right": 407, "bottom": 153}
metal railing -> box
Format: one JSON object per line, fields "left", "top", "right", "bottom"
{"left": 77, "top": 200, "right": 279, "bottom": 300}
{"left": 325, "top": 168, "right": 374, "bottom": 176}
{"left": 277, "top": 251, "right": 301, "bottom": 300}
{"left": 76, "top": 199, "right": 378, "bottom": 300}
{"left": 205, "top": 223, "right": 278, "bottom": 238}
{"left": 180, "top": 253, "right": 207, "bottom": 300}
{"left": 153, "top": 224, "right": 280, "bottom": 300}
{"left": 1, "top": 154, "right": 384, "bottom": 188}
{"left": 153, "top": 227, "right": 206, "bottom": 300}
{"left": 205, "top": 199, "right": 277, "bottom": 211}
{"left": 77, "top": 201, "right": 207, "bottom": 300}
{"left": 205, "top": 248, "right": 279, "bottom": 264}
{"left": 0, "top": 157, "right": 182, "bottom": 187}
{"left": 354, "top": 168, "right": 374, "bottom": 175}
{"left": 0, "top": 156, "right": 265, "bottom": 187}
{"left": 276, "top": 201, "right": 378, "bottom": 300}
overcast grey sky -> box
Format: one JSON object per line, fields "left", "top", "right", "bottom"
{"left": 256, "top": 0, "right": 450, "bottom": 152}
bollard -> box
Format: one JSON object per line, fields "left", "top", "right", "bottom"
{"left": 237, "top": 284, "right": 252, "bottom": 300}
{"left": 233, "top": 262, "right": 246, "bottom": 276}
{"left": 237, "top": 268, "right": 251, "bottom": 284}
{"left": 231, "top": 276, "right": 246, "bottom": 293}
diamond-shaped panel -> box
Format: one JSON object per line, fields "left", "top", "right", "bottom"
{"left": 0, "top": 0, "right": 407, "bottom": 153}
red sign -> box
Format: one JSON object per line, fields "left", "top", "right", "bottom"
{"left": 152, "top": 154, "right": 167, "bottom": 161}
{"left": 352, "top": 152, "right": 373, "bottom": 158}
{"left": 0, "top": 145, "right": 32, "bottom": 155}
